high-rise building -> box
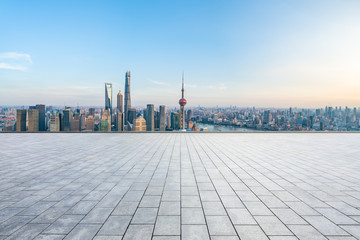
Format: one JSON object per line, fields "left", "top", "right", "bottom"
{"left": 116, "top": 112, "right": 124, "bottom": 132}
{"left": 105, "top": 83, "right": 113, "bottom": 124}
{"left": 28, "top": 108, "right": 39, "bottom": 132}
{"left": 85, "top": 115, "right": 94, "bottom": 131}
{"left": 100, "top": 109, "right": 111, "bottom": 132}
{"left": 124, "top": 71, "right": 131, "bottom": 122}
{"left": 146, "top": 104, "right": 154, "bottom": 131}
{"left": 187, "top": 109, "right": 193, "bottom": 121}
{"left": 167, "top": 115, "right": 171, "bottom": 129}
{"left": 16, "top": 109, "right": 26, "bottom": 132}
{"left": 117, "top": 90, "right": 123, "bottom": 112}
{"left": 71, "top": 112, "right": 80, "bottom": 132}
{"left": 127, "top": 108, "right": 137, "bottom": 131}
{"left": 80, "top": 113, "right": 86, "bottom": 131}
{"left": 263, "top": 110, "right": 272, "bottom": 124}
{"left": 50, "top": 113, "right": 60, "bottom": 132}
{"left": 171, "top": 112, "right": 180, "bottom": 130}
{"left": 159, "top": 105, "right": 166, "bottom": 131}
{"left": 36, "top": 104, "right": 46, "bottom": 131}
{"left": 135, "top": 116, "right": 146, "bottom": 132}
{"left": 63, "top": 108, "right": 72, "bottom": 131}
{"left": 154, "top": 111, "right": 160, "bottom": 130}
{"left": 89, "top": 108, "right": 95, "bottom": 116}
{"left": 179, "top": 73, "right": 187, "bottom": 131}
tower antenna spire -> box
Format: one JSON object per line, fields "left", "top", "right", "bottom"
{"left": 182, "top": 71, "right": 184, "bottom": 98}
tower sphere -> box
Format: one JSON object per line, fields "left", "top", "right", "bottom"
{"left": 179, "top": 98, "right": 187, "bottom": 106}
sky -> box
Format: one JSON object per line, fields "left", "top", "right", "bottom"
{"left": 1, "top": 0, "right": 360, "bottom": 108}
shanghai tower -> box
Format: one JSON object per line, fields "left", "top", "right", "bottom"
{"left": 124, "top": 71, "right": 131, "bottom": 123}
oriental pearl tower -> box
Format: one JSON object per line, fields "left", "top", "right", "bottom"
{"left": 179, "top": 73, "right": 187, "bottom": 131}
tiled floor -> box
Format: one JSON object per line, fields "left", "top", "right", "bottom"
{"left": 0, "top": 133, "right": 360, "bottom": 240}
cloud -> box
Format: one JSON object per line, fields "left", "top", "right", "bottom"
{"left": 207, "top": 84, "right": 227, "bottom": 90}
{"left": 0, "top": 52, "right": 32, "bottom": 71}
{"left": 150, "top": 80, "right": 168, "bottom": 86}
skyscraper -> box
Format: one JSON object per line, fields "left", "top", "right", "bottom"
{"left": 63, "top": 108, "right": 72, "bottom": 131}
{"left": 187, "top": 109, "right": 193, "bottom": 122}
{"left": 105, "top": 82, "right": 113, "bottom": 124}
{"left": 50, "top": 113, "right": 60, "bottom": 132}
{"left": 100, "top": 109, "right": 111, "bottom": 132}
{"left": 117, "top": 90, "right": 123, "bottom": 112}
{"left": 154, "top": 111, "right": 160, "bottom": 129}
{"left": 127, "top": 108, "right": 137, "bottom": 131}
{"left": 263, "top": 110, "right": 272, "bottom": 124}
{"left": 124, "top": 71, "right": 131, "bottom": 122}
{"left": 85, "top": 115, "right": 94, "bottom": 131}
{"left": 89, "top": 108, "right": 95, "bottom": 116}
{"left": 159, "top": 105, "right": 166, "bottom": 131}
{"left": 28, "top": 108, "right": 39, "bottom": 132}
{"left": 146, "top": 104, "right": 154, "bottom": 131}
{"left": 179, "top": 73, "right": 187, "bottom": 131}
{"left": 16, "top": 109, "right": 26, "bottom": 132}
{"left": 116, "top": 112, "right": 124, "bottom": 132}
{"left": 36, "top": 104, "right": 46, "bottom": 131}
{"left": 171, "top": 112, "right": 180, "bottom": 130}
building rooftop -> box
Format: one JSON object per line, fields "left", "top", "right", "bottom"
{"left": 0, "top": 133, "right": 360, "bottom": 239}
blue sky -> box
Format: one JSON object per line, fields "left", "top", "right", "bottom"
{"left": 1, "top": 0, "right": 360, "bottom": 107}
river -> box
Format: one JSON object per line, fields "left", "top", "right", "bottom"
{"left": 196, "top": 123, "right": 259, "bottom": 132}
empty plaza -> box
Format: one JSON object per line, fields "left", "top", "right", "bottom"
{"left": 1, "top": 133, "right": 360, "bottom": 239}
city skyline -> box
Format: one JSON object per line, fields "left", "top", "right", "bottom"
{"left": 1, "top": 1, "right": 360, "bottom": 107}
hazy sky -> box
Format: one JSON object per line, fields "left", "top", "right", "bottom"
{"left": 1, "top": 0, "right": 360, "bottom": 108}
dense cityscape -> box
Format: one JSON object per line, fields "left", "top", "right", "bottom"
{"left": 0, "top": 71, "right": 359, "bottom": 132}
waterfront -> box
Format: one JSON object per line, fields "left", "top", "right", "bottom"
{"left": 196, "top": 123, "right": 259, "bottom": 132}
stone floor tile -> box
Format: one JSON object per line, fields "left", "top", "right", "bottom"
{"left": 211, "top": 236, "right": 240, "bottom": 240}
{"left": 206, "top": 216, "right": 237, "bottom": 236}
{"left": 154, "top": 215, "right": 180, "bottom": 235}
{"left": 254, "top": 216, "right": 293, "bottom": 236}
{"left": 43, "top": 214, "right": 84, "bottom": 234}
{"left": 202, "top": 202, "right": 227, "bottom": 216}
{"left": 227, "top": 208, "right": 257, "bottom": 225}
{"left": 98, "top": 216, "right": 131, "bottom": 236}
{"left": 64, "top": 223, "right": 101, "bottom": 240}
{"left": 131, "top": 207, "right": 158, "bottom": 224}
{"left": 162, "top": 191, "right": 181, "bottom": 201}
{"left": 315, "top": 208, "right": 357, "bottom": 225}
{"left": 34, "top": 234, "right": 66, "bottom": 240}
{"left": 303, "top": 215, "right": 349, "bottom": 236}
{"left": 159, "top": 201, "right": 180, "bottom": 215}
{"left": 139, "top": 195, "right": 161, "bottom": 208}
{"left": 243, "top": 201, "right": 273, "bottom": 215}
{"left": 182, "top": 208, "right": 206, "bottom": 224}
{"left": 123, "top": 224, "right": 154, "bottom": 240}
{"left": 66, "top": 201, "right": 97, "bottom": 215}
{"left": 271, "top": 208, "right": 307, "bottom": 224}
{"left": 288, "top": 225, "right": 327, "bottom": 240}
{"left": 182, "top": 195, "right": 202, "bottom": 208}
{"left": 112, "top": 201, "right": 138, "bottom": 216}
{"left": 182, "top": 225, "right": 210, "bottom": 240}
{"left": 220, "top": 195, "right": 244, "bottom": 208}
{"left": 80, "top": 207, "right": 112, "bottom": 224}
{"left": 234, "top": 225, "right": 268, "bottom": 240}
{"left": 5, "top": 223, "right": 49, "bottom": 240}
